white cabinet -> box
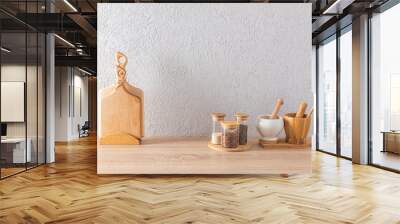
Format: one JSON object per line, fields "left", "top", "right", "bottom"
{"left": 1, "top": 138, "right": 32, "bottom": 163}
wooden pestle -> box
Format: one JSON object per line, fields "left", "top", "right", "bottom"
{"left": 296, "top": 101, "right": 308, "bottom": 118}
{"left": 306, "top": 108, "right": 314, "bottom": 119}
{"left": 271, "top": 98, "right": 284, "bottom": 119}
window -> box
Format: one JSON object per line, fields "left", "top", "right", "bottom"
{"left": 339, "top": 28, "right": 352, "bottom": 158}
{"left": 370, "top": 3, "right": 400, "bottom": 171}
{"left": 317, "top": 36, "right": 337, "bottom": 154}
{"left": 317, "top": 26, "right": 353, "bottom": 159}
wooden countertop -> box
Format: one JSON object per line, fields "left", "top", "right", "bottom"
{"left": 97, "top": 137, "right": 311, "bottom": 175}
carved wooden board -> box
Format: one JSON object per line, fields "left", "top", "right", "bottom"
{"left": 100, "top": 52, "right": 144, "bottom": 145}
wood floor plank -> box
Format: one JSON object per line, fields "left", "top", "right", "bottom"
{"left": 0, "top": 135, "right": 399, "bottom": 223}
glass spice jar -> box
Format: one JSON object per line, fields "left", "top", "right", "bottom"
{"left": 221, "top": 121, "right": 240, "bottom": 148}
{"left": 211, "top": 112, "right": 226, "bottom": 145}
{"left": 234, "top": 113, "right": 249, "bottom": 145}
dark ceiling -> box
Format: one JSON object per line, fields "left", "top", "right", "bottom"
{"left": 0, "top": 0, "right": 392, "bottom": 75}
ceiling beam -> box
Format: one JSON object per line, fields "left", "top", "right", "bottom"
{"left": 322, "top": 0, "right": 356, "bottom": 14}
{"left": 67, "top": 13, "right": 97, "bottom": 40}
{"left": 13, "top": 13, "right": 82, "bottom": 32}
{"left": 312, "top": 15, "right": 335, "bottom": 33}
{"left": 55, "top": 55, "right": 96, "bottom": 71}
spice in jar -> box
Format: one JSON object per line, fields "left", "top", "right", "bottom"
{"left": 221, "top": 121, "right": 239, "bottom": 148}
{"left": 238, "top": 124, "right": 248, "bottom": 145}
{"left": 210, "top": 112, "right": 226, "bottom": 145}
{"left": 234, "top": 113, "right": 249, "bottom": 145}
{"left": 211, "top": 132, "right": 222, "bottom": 145}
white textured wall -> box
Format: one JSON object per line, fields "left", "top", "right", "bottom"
{"left": 98, "top": 3, "right": 312, "bottom": 137}
{"left": 55, "top": 67, "right": 69, "bottom": 141}
{"left": 71, "top": 73, "right": 89, "bottom": 138}
{"left": 55, "top": 67, "right": 89, "bottom": 141}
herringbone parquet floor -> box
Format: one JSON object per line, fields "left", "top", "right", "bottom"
{"left": 1, "top": 136, "right": 400, "bottom": 224}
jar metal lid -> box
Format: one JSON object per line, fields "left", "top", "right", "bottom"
{"left": 221, "top": 121, "right": 239, "bottom": 127}
{"left": 234, "top": 112, "right": 249, "bottom": 120}
{"left": 211, "top": 112, "right": 226, "bottom": 121}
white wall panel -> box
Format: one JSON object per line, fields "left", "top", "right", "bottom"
{"left": 98, "top": 3, "right": 312, "bottom": 137}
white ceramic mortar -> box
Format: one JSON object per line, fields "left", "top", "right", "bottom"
{"left": 257, "top": 115, "right": 285, "bottom": 142}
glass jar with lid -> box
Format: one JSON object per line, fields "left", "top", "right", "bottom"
{"left": 211, "top": 112, "right": 226, "bottom": 145}
{"left": 221, "top": 121, "right": 240, "bottom": 148}
{"left": 234, "top": 113, "right": 249, "bottom": 145}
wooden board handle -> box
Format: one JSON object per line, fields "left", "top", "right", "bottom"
{"left": 271, "top": 98, "right": 284, "bottom": 119}
{"left": 115, "top": 52, "right": 128, "bottom": 83}
{"left": 295, "top": 101, "right": 308, "bottom": 118}
{"left": 116, "top": 51, "right": 128, "bottom": 68}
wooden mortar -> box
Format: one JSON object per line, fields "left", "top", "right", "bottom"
{"left": 283, "top": 109, "right": 313, "bottom": 145}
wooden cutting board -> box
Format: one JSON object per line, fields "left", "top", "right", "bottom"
{"left": 100, "top": 52, "right": 144, "bottom": 145}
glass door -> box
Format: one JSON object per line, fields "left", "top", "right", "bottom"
{"left": 1, "top": 31, "right": 28, "bottom": 178}
{"left": 0, "top": 1, "right": 47, "bottom": 179}
{"left": 317, "top": 35, "right": 337, "bottom": 155}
